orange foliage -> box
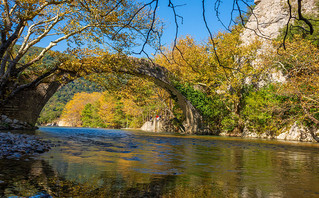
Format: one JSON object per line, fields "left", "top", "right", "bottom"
{"left": 61, "top": 92, "right": 103, "bottom": 127}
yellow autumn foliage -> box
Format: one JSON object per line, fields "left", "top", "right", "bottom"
{"left": 61, "top": 92, "right": 103, "bottom": 127}
{"left": 60, "top": 76, "right": 173, "bottom": 129}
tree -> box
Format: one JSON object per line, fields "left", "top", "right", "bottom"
{"left": 37, "top": 78, "right": 103, "bottom": 124}
{"left": 60, "top": 92, "right": 102, "bottom": 126}
{"left": 268, "top": 36, "right": 319, "bottom": 141}
{"left": 97, "top": 92, "right": 117, "bottom": 128}
{"left": 0, "top": 0, "right": 161, "bottom": 106}
{"left": 156, "top": 26, "right": 263, "bottom": 133}
{"left": 81, "top": 103, "right": 106, "bottom": 128}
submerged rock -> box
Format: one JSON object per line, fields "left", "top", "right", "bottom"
{"left": 0, "top": 132, "right": 53, "bottom": 159}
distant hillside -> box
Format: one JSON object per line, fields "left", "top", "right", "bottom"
{"left": 15, "top": 45, "right": 56, "bottom": 65}
{"left": 38, "top": 78, "right": 104, "bottom": 125}
{"left": 15, "top": 45, "right": 102, "bottom": 124}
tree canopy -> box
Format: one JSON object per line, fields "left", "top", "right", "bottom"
{"left": 0, "top": 0, "right": 162, "bottom": 105}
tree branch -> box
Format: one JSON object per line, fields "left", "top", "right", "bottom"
{"left": 18, "top": 15, "right": 61, "bottom": 55}
{"left": 16, "top": 24, "right": 93, "bottom": 74}
{"left": 297, "top": 0, "right": 314, "bottom": 35}
{"left": 1, "top": 64, "right": 60, "bottom": 105}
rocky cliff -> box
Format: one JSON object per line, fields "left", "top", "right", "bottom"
{"left": 241, "top": 0, "right": 318, "bottom": 45}
{"left": 239, "top": 0, "right": 319, "bottom": 142}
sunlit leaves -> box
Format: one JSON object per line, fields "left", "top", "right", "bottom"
{"left": 60, "top": 92, "right": 102, "bottom": 127}
{"left": 270, "top": 36, "right": 319, "bottom": 126}
{"left": 60, "top": 76, "right": 173, "bottom": 129}
{"left": 0, "top": 0, "right": 163, "bottom": 105}
{"left": 155, "top": 26, "right": 262, "bottom": 132}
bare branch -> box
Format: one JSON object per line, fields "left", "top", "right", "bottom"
{"left": 138, "top": 0, "right": 159, "bottom": 55}
{"left": 202, "top": 0, "right": 222, "bottom": 68}
{"left": 112, "top": 0, "right": 156, "bottom": 40}
{"left": 282, "top": 0, "right": 293, "bottom": 50}
{"left": 168, "top": 0, "right": 183, "bottom": 51}
{"left": 214, "top": 0, "right": 232, "bottom": 31}
{"left": 18, "top": 15, "right": 61, "bottom": 55}
{"left": 17, "top": 24, "right": 93, "bottom": 74}
{"left": 297, "top": 0, "right": 314, "bottom": 35}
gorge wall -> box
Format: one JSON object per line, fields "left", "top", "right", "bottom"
{"left": 239, "top": 0, "right": 319, "bottom": 141}
{"left": 241, "top": 0, "right": 318, "bottom": 44}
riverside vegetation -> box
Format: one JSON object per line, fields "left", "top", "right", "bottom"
{"left": 40, "top": 21, "right": 319, "bottom": 141}
{"left": 0, "top": 0, "right": 318, "bottom": 141}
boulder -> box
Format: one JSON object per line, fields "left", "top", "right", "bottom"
{"left": 141, "top": 121, "right": 154, "bottom": 132}
{"left": 241, "top": 126, "right": 259, "bottom": 138}
{"left": 4, "top": 117, "right": 12, "bottom": 123}
{"left": 0, "top": 114, "right": 37, "bottom": 130}
{"left": 276, "top": 122, "right": 314, "bottom": 142}
{"left": 13, "top": 119, "right": 19, "bottom": 124}
{"left": 141, "top": 120, "right": 164, "bottom": 132}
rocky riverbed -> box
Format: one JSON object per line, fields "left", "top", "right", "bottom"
{"left": 0, "top": 115, "right": 37, "bottom": 130}
{"left": 0, "top": 132, "right": 53, "bottom": 159}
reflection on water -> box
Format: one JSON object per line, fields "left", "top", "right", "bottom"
{"left": 1, "top": 127, "right": 319, "bottom": 197}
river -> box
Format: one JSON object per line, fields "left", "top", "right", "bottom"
{"left": 1, "top": 127, "right": 319, "bottom": 197}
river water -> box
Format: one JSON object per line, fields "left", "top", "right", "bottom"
{"left": 1, "top": 127, "right": 319, "bottom": 197}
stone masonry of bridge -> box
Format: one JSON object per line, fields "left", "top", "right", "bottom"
{"left": 0, "top": 57, "right": 204, "bottom": 134}
{"left": 3, "top": 0, "right": 315, "bottom": 133}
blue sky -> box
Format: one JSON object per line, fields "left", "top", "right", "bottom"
{"left": 157, "top": 0, "right": 233, "bottom": 46}
{"left": 36, "top": 0, "right": 253, "bottom": 54}
{"left": 137, "top": 0, "right": 253, "bottom": 56}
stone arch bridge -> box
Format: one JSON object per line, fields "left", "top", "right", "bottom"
{"left": 0, "top": 57, "right": 204, "bottom": 134}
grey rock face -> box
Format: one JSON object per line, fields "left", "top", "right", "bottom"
{"left": 141, "top": 120, "right": 164, "bottom": 132}
{"left": 277, "top": 122, "right": 314, "bottom": 142}
{"left": 240, "top": 0, "right": 318, "bottom": 142}
{"left": 241, "top": 0, "right": 318, "bottom": 85}
{"left": 242, "top": 0, "right": 318, "bottom": 45}
{"left": 242, "top": 126, "right": 259, "bottom": 138}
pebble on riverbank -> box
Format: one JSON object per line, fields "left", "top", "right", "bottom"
{"left": 0, "top": 115, "right": 37, "bottom": 130}
{"left": 0, "top": 132, "right": 53, "bottom": 159}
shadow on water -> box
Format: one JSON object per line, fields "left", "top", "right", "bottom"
{"left": 0, "top": 129, "right": 38, "bottom": 135}
{"left": 0, "top": 158, "right": 225, "bottom": 197}
{"left": 0, "top": 159, "right": 55, "bottom": 197}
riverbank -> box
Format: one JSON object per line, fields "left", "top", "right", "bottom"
{"left": 4, "top": 127, "right": 318, "bottom": 198}
{"left": 219, "top": 122, "right": 318, "bottom": 143}
{"left": 140, "top": 120, "right": 319, "bottom": 143}
{"left": 0, "top": 132, "right": 52, "bottom": 159}
{"left": 0, "top": 115, "right": 37, "bottom": 130}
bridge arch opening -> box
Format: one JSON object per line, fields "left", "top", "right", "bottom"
{"left": 0, "top": 58, "right": 204, "bottom": 134}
